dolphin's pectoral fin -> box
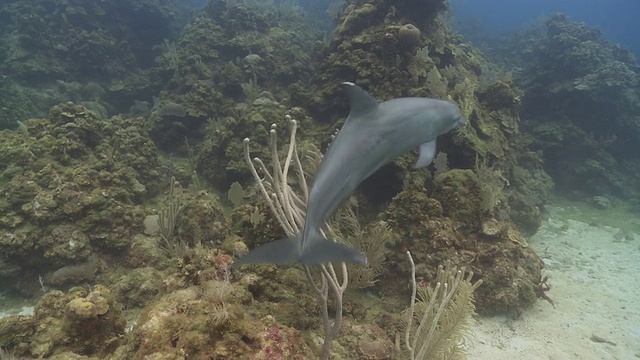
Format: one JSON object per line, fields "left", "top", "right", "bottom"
{"left": 415, "top": 140, "right": 437, "bottom": 168}
{"left": 341, "top": 82, "right": 378, "bottom": 118}
{"left": 234, "top": 236, "right": 300, "bottom": 266}
{"left": 300, "top": 238, "right": 367, "bottom": 264}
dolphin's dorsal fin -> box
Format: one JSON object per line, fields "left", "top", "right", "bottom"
{"left": 341, "top": 82, "right": 378, "bottom": 118}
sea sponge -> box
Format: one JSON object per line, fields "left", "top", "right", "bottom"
{"left": 398, "top": 23, "right": 421, "bottom": 46}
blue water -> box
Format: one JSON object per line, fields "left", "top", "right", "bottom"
{"left": 451, "top": 0, "right": 640, "bottom": 57}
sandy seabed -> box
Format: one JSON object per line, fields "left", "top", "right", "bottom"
{"left": 467, "top": 201, "right": 640, "bottom": 360}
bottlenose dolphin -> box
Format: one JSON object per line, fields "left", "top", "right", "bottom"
{"left": 236, "top": 82, "right": 465, "bottom": 265}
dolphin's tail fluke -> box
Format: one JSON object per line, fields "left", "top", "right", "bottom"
{"left": 299, "top": 237, "right": 367, "bottom": 265}
{"left": 234, "top": 236, "right": 301, "bottom": 265}
{"left": 298, "top": 227, "right": 367, "bottom": 264}
{"left": 235, "top": 233, "right": 367, "bottom": 266}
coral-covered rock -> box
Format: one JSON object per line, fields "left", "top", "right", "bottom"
{"left": 507, "top": 13, "right": 640, "bottom": 197}
{"left": 382, "top": 185, "right": 543, "bottom": 315}
{"left": 251, "top": 315, "right": 314, "bottom": 360}
{"left": 0, "top": 103, "right": 159, "bottom": 294}
{"left": 177, "top": 190, "right": 229, "bottom": 246}
{"left": 110, "top": 266, "right": 164, "bottom": 308}
{"left": 124, "top": 280, "right": 255, "bottom": 359}
{"left": 347, "top": 321, "right": 394, "bottom": 359}
{"left": 1, "top": 286, "right": 126, "bottom": 358}
{"left": 432, "top": 169, "right": 483, "bottom": 232}
{"left": 0, "top": 315, "right": 35, "bottom": 354}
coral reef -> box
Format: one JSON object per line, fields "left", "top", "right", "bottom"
{"left": 503, "top": 14, "right": 640, "bottom": 199}
{"left": 0, "top": 285, "right": 126, "bottom": 358}
{"left": 0, "top": 102, "right": 159, "bottom": 295}
{"left": 146, "top": 0, "right": 321, "bottom": 183}
{"left": 0, "top": 0, "right": 189, "bottom": 127}
{"left": 285, "top": 0, "right": 552, "bottom": 236}
{"left": 0, "top": 0, "right": 565, "bottom": 358}
{"left": 381, "top": 182, "right": 544, "bottom": 315}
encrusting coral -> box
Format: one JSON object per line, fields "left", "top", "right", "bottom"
{"left": 0, "top": 102, "right": 159, "bottom": 296}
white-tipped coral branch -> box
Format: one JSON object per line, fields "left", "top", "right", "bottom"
{"left": 243, "top": 114, "right": 349, "bottom": 360}
{"left": 243, "top": 115, "right": 306, "bottom": 236}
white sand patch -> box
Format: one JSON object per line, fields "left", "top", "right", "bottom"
{"left": 468, "top": 204, "right": 640, "bottom": 360}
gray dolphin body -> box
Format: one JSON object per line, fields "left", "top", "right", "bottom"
{"left": 236, "top": 82, "right": 465, "bottom": 265}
